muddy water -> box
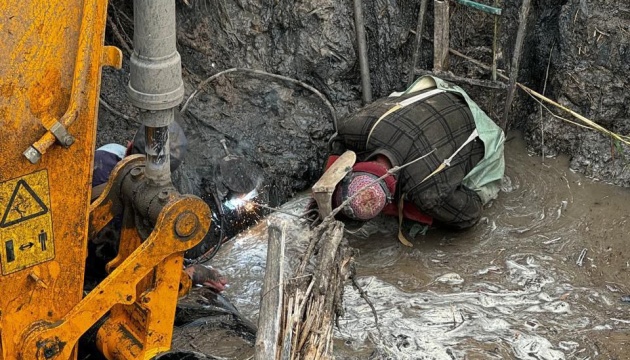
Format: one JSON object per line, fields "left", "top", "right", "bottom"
{"left": 198, "top": 132, "right": 630, "bottom": 359}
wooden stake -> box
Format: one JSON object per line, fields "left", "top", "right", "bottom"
{"left": 353, "top": 0, "right": 372, "bottom": 104}
{"left": 255, "top": 222, "right": 286, "bottom": 360}
{"left": 433, "top": 0, "right": 450, "bottom": 72}
{"left": 492, "top": 0, "right": 500, "bottom": 81}
{"left": 408, "top": 0, "right": 429, "bottom": 87}
{"left": 250, "top": 215, "right": 353, "bottom": 360}
{"left": 502, "top": 0, "right": 532, "bottom": 130}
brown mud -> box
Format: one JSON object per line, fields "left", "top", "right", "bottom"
{"left": 96, "top": 0, "right": 630, "bottom": 262}
{"left": 181, "top": 131, "right": 630, "bottom": 359}
{"left": 94, "top": 1, "right": 630, "bottom": 357}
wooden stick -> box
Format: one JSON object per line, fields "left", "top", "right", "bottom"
{"left": 492, "top": 0, "right": 500, "bottom": 81}
{"left": 408, "top": 0, "right": 429, "bottom": 87}
{"left": 313, "top": 222, "right": 344, "bottom": 294}
{"left": 433, "top": 0, "right": 450, "bottom": 72}
{"left": 353, "top": 0, "right": 372, "bottom": 104}
{"left": 280, "top": 296, "right": 295, "bottom": 360}
{"left": 99, "top": 97, "right": 137, "bottom": 124}
{"left": 106, "top": 15, "right": 133, "bottom": 55}
{"left": 415, "top": 69, "right": 506, "bottom": 89}
{"left": 416, "top": 36, "right": 630, "bottom": 145}
{"left": 517, "top": 83, "right": 630, "bottom": 145}
{"left": 275, "top": 219, "right": 350, "bottom": 359}
{"left": 502, "top": 0, "right": 532, "bottom": 130}
{"left": 539, "top": 42, "right": 554, "bottom": 163}
{"left": 255, "top": 222, "right": 286, "bottom": 360}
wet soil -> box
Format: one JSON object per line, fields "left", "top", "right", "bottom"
{"left": 95, "top": 1, "right": 630, "bottom": 357}
{"left": 104, "top": 0, "right": 630, "bottom": 187}
{"left": 97, "top": 0, "right": 630, "bottom": 260}
{"left": 189, "top": 131, "right": 630, "bottom": 359}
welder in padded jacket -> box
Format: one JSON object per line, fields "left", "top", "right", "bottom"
{"left": 327, "top": 76, "right": 505, "bottom": 230}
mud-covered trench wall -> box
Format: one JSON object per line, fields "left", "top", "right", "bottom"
{"left": 98, "top": 0, "right": 630, "bottom": 194}
{"left": 524, "top": 1, "right": 630, "bottom": 186}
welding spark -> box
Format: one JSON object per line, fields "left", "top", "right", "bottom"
{"left": 224, "top": 189, "right": 259, "bottom": 211}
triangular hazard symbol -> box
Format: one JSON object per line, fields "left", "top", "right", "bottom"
{"left": 0, "top": 180, "right": 48, "bottom": 228}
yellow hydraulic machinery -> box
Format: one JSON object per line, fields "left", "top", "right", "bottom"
{"left": 0, "top": 0, "right": 211, "bottom": 359}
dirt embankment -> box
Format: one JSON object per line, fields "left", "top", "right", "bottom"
{"left": 525, "top": 1, "right": 630, "bottom": 185}
{"left": 96, "top": 0, "right": 630, "bottom": 258}
{"left": 93, "top": 2, "right": 630, "bottom": 357}
{"left": 99, "top": 0, "right": 630, "bottom": 187}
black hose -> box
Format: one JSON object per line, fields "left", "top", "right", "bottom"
{"left": 190, "top": 192, "right": 226, "bottom": 264}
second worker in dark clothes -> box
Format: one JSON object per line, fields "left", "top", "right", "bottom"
{"left": 323, "top": 76, "right": 505, "bottom": 232}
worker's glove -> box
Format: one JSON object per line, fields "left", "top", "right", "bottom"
{"left": 184, "top": 264, "right": 228, "bottom": 293}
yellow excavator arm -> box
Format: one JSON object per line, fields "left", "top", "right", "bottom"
{"left": 0, "top": 1, "right": 210, "bottom": 359}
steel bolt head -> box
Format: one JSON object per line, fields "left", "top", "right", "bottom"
{"left": 44, "top": 347, "right": 56, "bottom": 359}
{"left": 23, "top": 146, "right": 42, "bottom": 164}
{"left": 158, "top": 190, "right": 169, "bottom": 203}
{"left": 174, "top": 211, "right": 199, "bottom": 238}
{"left": 63, "top": 135, "right": 75, "bottom": 147}
{"left": 130, "top": 167, "right": 143, "bottom": 179}
{"left": 37, "top": 339, "right": 63, "bottom": 359}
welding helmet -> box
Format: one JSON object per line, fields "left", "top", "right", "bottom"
{"left": 332, "top": 172, "right": 391, "bottom": 221}
{"left": 312, "top": 151, "right": 396, "bottom": 221}
{"left": 131, "top": 112, "right": 188, "bottom": 172}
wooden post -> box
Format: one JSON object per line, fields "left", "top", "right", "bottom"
{"left": 254, "top": 222, "right": 285, "bottom": 360}
{"left": 502, "top": 0, "right": 531, "bottom": 130}
{"left": 433, "top": 0, "right": 450, "bottom": 72}
{"left": 353, "top": 0, "right": 372, "bottom": 104}
{"left": 407, "top": 0, "right": 429, "bottom": 87}
{"left": 492, "top": 0, "right": 500, "bottom": 81}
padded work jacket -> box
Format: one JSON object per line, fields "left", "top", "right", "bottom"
{"left": 333, "top": 76, "right": 505, "bottom": 229}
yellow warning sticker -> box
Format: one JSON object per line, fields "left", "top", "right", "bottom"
{"left": 0, "top": 170, "right": 54, "bottom": 275}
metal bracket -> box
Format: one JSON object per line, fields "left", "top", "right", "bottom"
{"left": 49, "top": 121, "right": 76, "bottom": 147}
{"left": 22, "top": 0, "right": 101, "bottom": 164}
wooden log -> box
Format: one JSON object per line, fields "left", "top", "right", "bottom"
{"left": 502, "top": 0, "right": 532, "bottom": 130}
{"left": 433, "top": 0, "right": 450, "bottom": 72}
{"left": 313, "top": 222, "right": 345, "bottom": 294}
{"left": 254, "top": 218, "right": 351, "bottom": 360}
{"left": 254, "top": 222, "right": 286, "bottom": 360}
